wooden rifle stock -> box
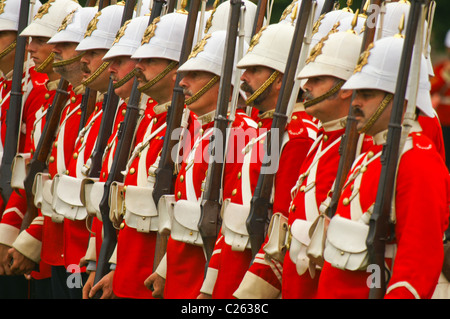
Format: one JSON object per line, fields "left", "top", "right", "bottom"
{"left": 320, "top": 0, "right": 338, "bottom": 15}
{"left": 21, "top": 78, "right": 70, "bottom": 231}
{"left": 325, "top": 0, "right": 381, "bottom": 219}
{"left": 92, "top": 0, "right": 164, "bottom": 295}
{"left": 246, "top": 0, "right": 313, "bottom": 259}
{"left": 251, "top": 0, "right": 267, "bottom": 37}
{"left": 151, "top": 0, "right": 201, "bottom": 271}
{"left": 366, "top": 0, "right": 424, "bottom": 299}
{"left": 0, "top": 0, "right": 31, "bottom": 204}
{"left": 198, "top": 0, "right": 243, "bottom": 262}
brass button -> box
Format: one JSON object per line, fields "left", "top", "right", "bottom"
{"left": 71, "top": 97, "right": 76, "bottom": 103}
{"left": 360, "top": 166, "right": 367, "bottom": 173}
{"left": 237, "top": 172, "right": 241, "bottom": 179}
{"left": 102, "top": 172, "right": 106, "bottom": 178}
{"left": 323, "top": 135, "right": 328, "bottom": 142}
{"left": 291, "top": 204, "right": 296, "bottom": 212}
{"left": 179, "top": 175, "right": 184, "bottom": 182}
{"left": 3, "top": 83, "right": 6, "bottom": 89}
{"left": 258, "top": 122, "right": 262, "bottom": 128}
{"left": 44, "top": 93, "right": 50, "bottom": 99}
{"left": 153, "top": 118, "right": 158, "bottom": 124}
{"left": 300, "top": 185, "right": 306, "bottom": 192}
{"left": 232, "top": 189, "right": 237, "bottom": 196}
{"left": 129, "top": 167, "right": 135, "bottom": 175}
{"left": 177, "top": 191, "right": 182, "bottom": 199}
{"left": 292, "top": 115, "right": 298, "bottom": 120}
{"left": 343, "top": 197, "right": 350, "bottom": 206}
{"left": 73, "top": 152, "right": 78, "bottom": 159}
{"left": 54, "top": 141, "right": 57, "bottom": 148}
{"left": 120, "top": 222, "right": 125, "bottom": 230}
{"left": 367, "top": 151, "right": 374, "bottom": 159}
{"left": 122, "top": 109, "right": 126, "bottom": 116}
{"left": 49, "top": 156, "right": 55, "bottom": 163}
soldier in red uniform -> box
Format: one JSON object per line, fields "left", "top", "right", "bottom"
{"left": 88, "top": 12, "right": 187, "bottom": 299}
{"left": 315, "top": 31, "right": 449, "bottom": 299}
{"left": 234, "top": 24, "right": 373, "bottom": 299}
{"left": 431, "top": 30, "right": 450, "bottom": 168}
{"left": 198, "top": 21, "right": 317, "bottom": 299}
{"left": 145, "top": 30, "right": 258, "bottom": 299}
{"left": 78, "top": 13, "right": 156, "bottom": 299}
{"left": 0, "top": 0, "right": 81, "bottom": 298}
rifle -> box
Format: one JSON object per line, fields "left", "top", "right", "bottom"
{"left": 92, "top": 0, "right": 165, "bottom": 294}
{"left": 198, "top": 0, "right": 243, "bottom": 262}
{"left": 365, "top": 0, "right": 425, "bottom": 299}
{"left": 77, "top": 87, "right": 98, "bottom": 133}
{"left": 21, "top": 78, "right": 70, "bottom": 231}
{"left": 325, "top": 0, "right": 381, "bottom": 220}
{"left": 251, "top": 0, "right": 268, "bottom": 37}
{"left": 151, "top": 0, "right": 201, "bottom": 271}
{"left": 320, "top": 0, "right": 338, "bottom": 15}
{"left": 0, "top": 0, "right": 31, "bottom": 204}
{"left": 246, "top": 0, "right": 313, "bottom": 259}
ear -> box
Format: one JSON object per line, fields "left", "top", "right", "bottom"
{"left": 274, "top": 73, "right": 283, "bottom": 91}
{"left": 340, "top": 89, "right": 353, "bottom": 100}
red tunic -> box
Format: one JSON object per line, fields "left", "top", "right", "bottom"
{"left": 113, "top": 101, "right": 167, "bottom": 299}
{"left": 164, "top": 110, "right": 258, "bottom": 299}
{"left": 207, "top": 107, "right": 317, "bottom": 299}
{"left": 316, "top": 128, "right": 450, "bottom": 299}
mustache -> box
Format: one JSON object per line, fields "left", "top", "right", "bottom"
{"left": 134, "top": 68, "right": 148, "bottom": 82}
{"left": 352, "top": 107, "right": 364, "bottom": 117}
{"left": 302, "top": 90, "right": 314, "bottom": 101}
{"left": 183, "top": 88, "right": 193, "bottom": 97}
{"left": 240, "top": 81, "right": 254, "bottom": 94}
{"left": 80, "top": 63, "right": 91, "bottom": 74}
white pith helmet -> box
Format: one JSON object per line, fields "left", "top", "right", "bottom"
{"left": 342, "top": 36, "right": 433, "bottom": 117}
{"left": 309, "top": 9, "right": 354, "bottom": 49}
{"left": 20, "top": 0, "right": 81, "bottom": 38}
{"left": 0, "top": 0, "right": 42, "bottom": 31}
{"left": 279, "top": 0, "right": 325, "bottom": 26}
{"left": 76, "top": 4, "right": 126, "bottom": 52}
{"left": 205, "top": 0, "right": 259, "bottom": 44}
{"left": 48, "top": 7, "right": 97, "bottom": 44}
{"left": 236, "top": 22, "right": 294, "bottom": 74}
{"left": 132, "top": 12, "right": 188, "bottom": 62}
{"left": 177, "top": 30, "right": 249, "bottom": 87}
{"left": 375, "top": 0, "right": 433, "bottom": 76}
{"left": 103, "top": 15, "right": 150, "bottom": 60}
{"left": 297, "top": 29, "right": 363, "bottom": 81}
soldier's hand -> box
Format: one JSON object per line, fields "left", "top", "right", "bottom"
{"left": 89, "top": 270, "right": 117, "bottom": 299}
{"left": 83, "top": 271, "right": 95, "bottom": 299}
{"left": 0, "top": 243, "right": 13, "bottom": 275}
{"left": 7, "top": 247, "right": 35, "bottom": 276}
{"left": 144, "top": 272, "right": 165, "bottom": 299}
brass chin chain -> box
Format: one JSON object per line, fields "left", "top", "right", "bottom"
{"left": 245, "top": 70, "right": 280, "bottom": 106}
{"left": 52, "top": 52, "right": 85, "bottom": 68}
{"left": 184, "top": 75, "right": 220, "bottom": 105}
{"left": 358, "top": 93, "right": 394, "bottom": 134}
{"left": 303, "top": 80, "right": 345, "bottom": 108}
{"left": 35, "top": 52, "right": 55, "bottom": 72}
{"left": 0, "top": 40, "right": 16, "bottom": 60}
{"left": 81, "top": 61, "right": 110, "bottom": 86}
{"left": 137, "top": 61, "right": 178, "bottom": 93}
{"left": 113, "top": 68, "right": 137, "bottom": 89}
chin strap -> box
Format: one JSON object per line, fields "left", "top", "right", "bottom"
{"left": 113, "top": 67, "right": 137, "bottom": 89}
{"left": 81, "top": 61, "right": 110, "bottom": 86}
{"left": 245, "top": 70, "right": 280, "bottom": 106}
{"left": 358, "top": 93, "right": 394, "bottom": 134}
{"left": 35, "top": 52, "right": 55, "bottom": 73}
{"left": 0, "top": 40, "right": 16, "bottom": 60}
{"left": 52, "top": 52, "right": 85, "bottom": 68}
{"left": 303, "top": 79, "right": 345, "bottom": 108}
{"left": 137, "top": 61, "right": 178, "bottom": 93}
{"left": 185, "top": 75, "right": 220, "bottom": 106}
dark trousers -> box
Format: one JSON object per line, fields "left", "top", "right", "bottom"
{"left": 51, "top": 265, "right": 88, "bottom": 299}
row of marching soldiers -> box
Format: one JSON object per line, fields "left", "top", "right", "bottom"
{"left": 0, "top": 0, "right": 448, "bottom": 300}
